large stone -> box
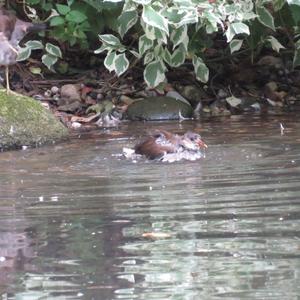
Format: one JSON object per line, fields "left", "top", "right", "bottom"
{"left": 0, "top": 90, "right": 68, "bottom": 151}
{"left": 126, "top": 96, "right": 193, "bottom": 121}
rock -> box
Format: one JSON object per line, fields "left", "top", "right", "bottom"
{"left": 265, "top": 81, "right": 278, "bottom": 92}
{"left": 51, "top": 86, "right": 59, "bottom": 94}
{"left": 226, "top": 95, "right": 242, "bottom": 108}
{"left": 176, "top": 84, "right": 206, "bottom": 105}
{"left": 217, "top": 89, "right": 228, "bottom": 98}
{"left": 257, "top": 56, "right": 283, "bottom": 68}
{"left": 126, "top": 96, "right": 193, "bottom": 121}
{"left": 119, "top": 95, "right": 135, "bottom": 105}
{"left": 166, "top": 90, "right": 190, "bottom": 105}
{"left": 210, "top": 100, "right": 231, "bottom": 116}
{"left": 57, "top": 101, "right": 82, "bottom": 112}
{"left": 0, "top": 90, "right": 68, "bottom": 151}
{"left": 59, "top": 84, "right": 81, "bottom": 105}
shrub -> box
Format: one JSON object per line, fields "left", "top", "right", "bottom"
{"left": 95, "top": 0, "right": 300, "bottom": 87}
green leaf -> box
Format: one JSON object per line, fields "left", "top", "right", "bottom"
{"left": 45, "top": 43, "right": 62, "bottom": 58}
{"left": 24, "top": 40, "right": 44, "bottom": 50}
{"left": 267, "top": 36, "right": 285, "bottom": 52}
{"left": 142, "top": 5, "right": 169, "bottom": 35}
{"left": 170, "top": 25, "right": 188, "bottom": 50}
{"left": 132, "top": 0, "right": 151, "bottom": 4}
{"left": 49, "top": 16, "right": 65, "bottom": 26}
{"left": 226, "top": 22, "right": 250, "bottom": 42}
{"left": 144, "top": 60, "right": 166, "bottom": 88}
{"left": 273, "top": 0, "right": 286, "bottom": 11}
{"left": 170, "top": 45, "right": 186, "bottom": 67}
{"left": 144, "top": 51, "right": 154, "bottom": 64}
{"left": 66, "top": 10, "right": 88, "bottom": 23}
{"left": 29, "top": 66, "right": 42, "bottom": 75}
{"left": 17, "top": 47, "right": 32, "bottom": 61}
{"left": 114, "top": 53, "right": 129, "bottom": 76}
{"left": 42, "top": 54, "right": 58, "bottom": 71}
{"left": 104, "top": 51, "right": 117, "bottom": 72}
{"left": 129, "top": 50, "right": 141, "bottom": 58}
{"left": 293, "top": 48, "right": 300, "bottom": 68}
{"left": 99, "top": 34, "right": 122, "bottom": 46}
{"left": 287, "top": 0, "right": 300, "bottom": 5}
{"left": 56, "top": 4, "right": 70, "bottom": 15}
{"left": 229, "top": 39, "right": 243, "bottom": 53}
{"left": 118, "top": 10, "right": 138, "bottom": 38}
{"left": 289, "top": 4, "right": 300, "bottom": 24}
{"left": 139, "top": 34, "right": 154, "bottom": 55}
{"left": 256, "top": 5, "right": 275, "bottom": 31}
{"left": 163, "top": 48, "right": 172, "bottom": 66}
{"left": 94, "top": 44, "right": 111, "bottom": 54}
{"left": 193, "top": 56, "right": 209, "bottom": 83}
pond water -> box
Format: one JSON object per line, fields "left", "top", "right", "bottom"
{"left": 0, "top": 114, "right": 300, "bottom": 300}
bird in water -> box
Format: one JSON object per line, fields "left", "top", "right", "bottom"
{"left": 0, "top": 8, "right": 45, "bottom": 94}
{"left": 123, "top": 130, "right": 207, "bottom": 162}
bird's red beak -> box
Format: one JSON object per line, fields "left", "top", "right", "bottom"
{"left": 197, "top": 138, "right": 208, "bottom": 149}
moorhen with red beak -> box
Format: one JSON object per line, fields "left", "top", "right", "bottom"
{"left": 124, "top": 130, "right": 207, "bottom": 162}
{"left": 0, "top": 8, "right": 45, "bottom": 93}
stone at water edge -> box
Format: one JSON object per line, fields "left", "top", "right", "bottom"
{"left": 126, "top": 96, "right": 193, "bottom": 121}
{"left": 0, "top": 90, "right": 68, "bottom": 151}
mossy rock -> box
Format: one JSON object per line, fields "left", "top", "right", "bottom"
{"left": 126, "top": 96, "right": 193, "bottom": 121}
{"left": 0, "top": 90, "right": 68, "bottom": 151}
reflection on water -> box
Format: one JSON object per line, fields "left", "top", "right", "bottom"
{"left": 0, "top": 115, "right": 300, "bottom": 299}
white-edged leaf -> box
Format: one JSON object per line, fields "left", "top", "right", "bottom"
{"left": 104, "top": 51, "right": 117, "bottom": 72}
{"left": 170, "top": 25, "right": 188, "bottom": 50}
{"left": 132, "top": 0, "right": 152, "bottom": 5}
{"left": 94, "top": 44, "right": 111, "bottom": 54}
{"left": 256, "top": 5, "right": 275, "bottom": 30}
{"left": 99, "top": 34, "right": 122, "bottom": 46}
{"left": 267, "top": 36, "right": 285, "bottom": 52}
{"left": 163, "top": 47, "right": 172, "bottom": 65}
{"left": 225, "top": 22, "right": 250, "bottom": 42}
{"left": 230, "top": 39, "right": 243, "bottom": 53}
{"left": 17, "top": 47, "right": 32, "bottom": 61}
{"left": 170, "top": 45, "right": 186, "bottom": 67}
{"left": 42, "top": 53, "right": 58, "bottom": 71}
{"left": 45, "top": 43, "right": 62, "bottom": 58}
{"left": 118, "top": 10, "right": 138, "bottom": 38}
{"left": 143, "top": 24, "right": 156, "bottom": 40}
{"left": 114, "top": 53, "right": 129, "bottom": 76}
{"left": 154, "top": 27, "right": 168, "bottom": 44}
{"left": 142, "top": 5, "right": 169, "bottom": 35}
{"left": 144, "top": 51, "right": 154, "bottom": 65}
{"left": 24, "top": 40, "right": 44, "bottom": 50}
{"left": 139, "top": 34, "right": 154, "bottom": 55}
{"left": 144, "top": 60, "right": 166, "bottom": 87}
{"left": 129, "top": 50, "right": 141, "bottom": 58}
{"left": 177, "top": 10, "right": 198, "bottom": 27}
{"left": 193, "top": 56, "right": 209, "bottom": 83}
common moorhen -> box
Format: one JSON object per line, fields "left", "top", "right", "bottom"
{"left": 125, "top": 130, "right": 207, "bottom": 162}
{"left": 0, "top": 8, "right": 45, "bottom": 93}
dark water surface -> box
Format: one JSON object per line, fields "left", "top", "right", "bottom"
{"left": 0, "top": 114, "right": 300, "bottom": 300}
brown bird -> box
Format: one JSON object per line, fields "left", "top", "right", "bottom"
{"left": 134, "top": 130, "right": 207, "bottom": 160}
{"left": 0, "top": 8, "right": 45, "bottom": 93}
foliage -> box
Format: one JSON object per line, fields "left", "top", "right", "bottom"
{"left": 26, "top": 0, "right": 121, "bottom": 48}
{"left": 17, "top": 40, "right": 62, "bottom": 71}
{"left": 95, "top": 0, "right": 300, "bottom": 88}
{"left": 23, "top": 0, "right": 121, "bottom": 70}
